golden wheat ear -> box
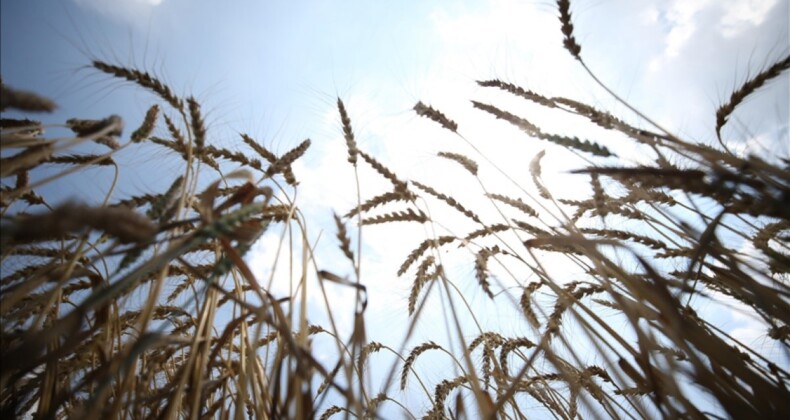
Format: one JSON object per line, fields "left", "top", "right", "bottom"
{"left": 358, "top": 150, "right": 409, "bottom": 193}
{"left": 401, "top": 341, "right": 442, "bottom": 390}
{"left": 337, "top": 98, "right": 359, "bottom": 165}
{"left": 413, "top": 101, "right": 458, "bottom": 132}
{"left": 131, "top": 104, "right": 159, "bottom": 143}
{"left": 557, "top": 0, "right": 582, "bottom": 60}
{"left": 344, "top": 190, "right": 415, "bottom": 219}
{"left": 437, "top": 151, "right": 478, "bottom": 176}
{"left": 92, "top": 61, "right": 183, "bottom": 110}
{"left": 715, "top": 55, "right": 790, "bottom": 141}
{"left": 333, "top": 212, "right": 355, "bottom": 263}
{"left": 412, "top": 180, "right": 482, "bottom": 224}
{"left": 471, "top": 100, "right": 614, "bottom": 157}
{"left": 0, "top": 84, "right": 56, "bottom": 112}
{"left": 6, "top": 202, "right": 157, "bottom": 245}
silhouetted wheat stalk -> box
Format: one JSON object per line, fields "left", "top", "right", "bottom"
{"left": 331, "top": 1, "right": 788, "bottom": 418}
{"left": 2, "top": 1, "right": 788, "bottom": 418}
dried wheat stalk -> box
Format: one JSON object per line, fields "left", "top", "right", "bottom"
{"left": 337, "top": 98, "right": 359, "bottom": 165}
{"left": 472, "top": 101, "right": 613, "bottom": 157}
{"left": 412, "top": 181, "right": 481, "bottom": 224}
{"left": 398, "top": 236, "right": 455, "bottom": 276}
{"left": 716, "top": 55, "right": 790, "bottom": 138}
{"left": 93, "top": 61, "right": 183, "bottom": 110}
{"left": 401, "top": 341, "right": 442, "bottom": 390}
{"left": 0, "top": 84, "right": 56, "bottom": 112}
{"left": 437, "top": 151, "right": 478, "bottom": 175}
{"left": 413, "top": 101, "right": 458, "bottom": 132}
{"left": 131, "top": 105, "right": 160, "bottom": 143}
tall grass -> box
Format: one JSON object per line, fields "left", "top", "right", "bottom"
{"left": 2, "top": 1, "right": 788, "bottom": 418}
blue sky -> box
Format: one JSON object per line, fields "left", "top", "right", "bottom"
{"left": 2, "top": 0, "right": 789, "bottom": 417}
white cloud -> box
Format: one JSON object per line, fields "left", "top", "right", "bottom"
{"left": 664, "top": 0, "right": 713, "bottom": 58}
{"left": 719, "top": 0, "right": 778, "bottom": 38}
{"left": 640, "top": 6, "right": 660, "bottom": 25}
{"left": 649, "top": 0, "right": 780, "bottom": 72}
{"left": 649, "top": 0, "right": 713, "bottom": 72}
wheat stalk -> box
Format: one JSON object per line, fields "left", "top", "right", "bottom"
{"left": 413, "top": 101, "right": 458, "bottom": 132}
{"left": 716, "top": 55, "right": 790, "bottom": 139}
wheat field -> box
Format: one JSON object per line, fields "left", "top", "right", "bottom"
{"left": 1, "top": 1, "right": 789, "bottom": 418}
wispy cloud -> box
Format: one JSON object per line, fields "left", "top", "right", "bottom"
{"left": 649, "top": 0, "right": 781, "bottom": 72}
{"left": 719, "top": 0, "right": 778, "bottom": 38}
{"left": 72, "top": 0, "right": 164, "bottom": 26}
{"left": 664, "top": 0, "right": 713, "bottom": 58}
{"left": 648, "top": 0, "right": 712, "bottom": 72}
